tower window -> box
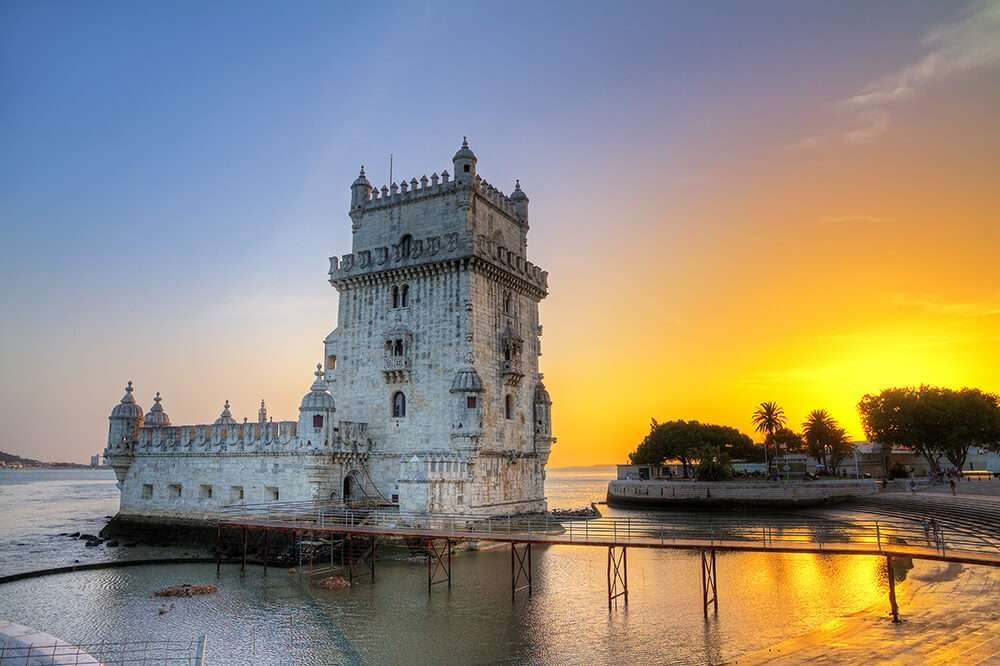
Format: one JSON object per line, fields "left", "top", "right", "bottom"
{"left": 142, "top": 484, "right": 153, "bottom": 499}
{"left": 391, "top": 285, "right": 400, "bottom": 309}
{"left": 327, "top": 355, "right": 337, "bottom": 370}
{"left": 199, "top": 484, "right": 213, "bottom": 499}
{"left": 464, "top": 164, "right": 470, "bottom": 173}
{"left": 401, "top": 283, "right": 409, "bottom": 308}
{"left": 392, "top": 391, "right": 407, "bottom": 418}
{"left": 467, "top": 396, "right": 478, "bottom": 409}
{"left": 313, "top": 414, "right": 324, "bottom": 428}
{"left": 503, "top": 291, "right": 512, "bottom": 315}
{"left": 505, "top": 394, "right": 513, "bottom": 420}
{"left": 400, "top": 234, "right": 412, "bottom": 259}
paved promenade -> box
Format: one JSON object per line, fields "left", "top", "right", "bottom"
{"left": 731, "top": 560, "right": 1000, "bottom": 665}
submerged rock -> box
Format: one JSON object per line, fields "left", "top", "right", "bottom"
{"left": 154, "top": 584, "right": 217, "bottom": 598}
{"left": 316, "top": 575, "right": 351, "bottom": 590}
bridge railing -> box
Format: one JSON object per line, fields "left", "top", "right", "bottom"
{"left": 218, "top": 502, "right": 998, "bottom": 557}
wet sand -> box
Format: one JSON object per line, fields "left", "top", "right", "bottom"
{"left": 731, "top": 560, "right": 1000, "bottom": 665}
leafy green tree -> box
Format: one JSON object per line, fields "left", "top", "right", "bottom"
{"left": 769, "top": 427, "right": 805, "bottom": 455}
{"left": 858, "top": 386, "right": 1000, "bottom": 472}
{"left": 803, "top": 410, "right": 836, "bottom": 468}
{"left": 629, "top": 419, "right": 755, "bottom": 478}
{"left": 695, "top": 445, "right": 733, "bottom": 481}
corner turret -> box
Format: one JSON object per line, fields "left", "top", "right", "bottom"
{"left": 452, "top": 137, "right": 477, "bottom": 185}
{"left": 510, "top": 179, "right": 529, "bottom": 224}
{"left": 104, "top": 381, "right": 144, "bottom": 489}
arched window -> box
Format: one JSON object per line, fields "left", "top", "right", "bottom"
{"left": 503, "top": 291, "right": 512, "bottom": 315}
{"left": 393, "top": 339, "right": 404, "bottom": 356}
{"left": 391, "top": 285, "right": 400, "bottom": 309}
{"left": 392, "top": 391, "right": 407, "bottom": 418}
{"left": 400, "top": 283, "right": 409, "bottom": 308}
{"left": 504, "top": 394, "right": 513, "bottom": 420}
{"left": 400, "top": 234, "right": 412, "bottom": 259}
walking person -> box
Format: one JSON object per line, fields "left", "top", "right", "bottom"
{"left": 949, "top": 477, "right": 957, "bottom": 496}
{"left": 909, "top": 478, "right": 916, "bottom": 494}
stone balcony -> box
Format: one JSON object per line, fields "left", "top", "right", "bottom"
{"left": 384, "top": 355, "right": 411, "bottom": 383}
{"left": 502, "top": 359, "right": 524, "bottom": 386}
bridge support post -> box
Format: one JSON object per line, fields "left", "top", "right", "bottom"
{"left": 608, "top": 545, "right": 628, "bottom": 611}
{"left": 886, "top": 555, "right": 900, "bottom": 623}
{"left": 262, "top": 528, "right": 268, "bottom": 577}
{"left": 240, "top": 527, "right": 247, "bottom": 577}
{"left": 512, "top": 542, "right": 532, "bottom": 600}
{"left": 701, "top": 548, "right": 718, "bottom": 618}
{"left": 427, "top": 538, "right": 452, "bottom": 593}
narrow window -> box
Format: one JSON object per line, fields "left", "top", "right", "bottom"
{"left": 391, "top": 285, "right": 400, "bottom": 309}
{"left": 505, "top": 394, "right": 513, "bottom": 420}
{"left": 466, "top": 395, "right": 478, "bottom": 409}
{"left": 168, "top": 483, "right": 182, "bottom": 499}
{"left": 142, "top": 484, "right": 153, "bottom": 499}
{"left": 230, "top": 486, "right": 244, "bottom": 502}
{"left": 400, "top": 235, "right": 412, "bottom": 259}
{"left": 392, "top": 391, "right": 407, "bottom": 418}
{"left": 327, "top": 355, "right": 337, "bottom": 370}
{"left": 313, "top": 414, "right": 324, "bottom": 428}
{"left": 463, "top": 164, "right": 470, "bottom": 173}
{"left": 503, "top": 291, "right": 512, "bottom": 315}
{"left": 199, "top": 484, "right": 213, "bottom": 499}
{"left": 394, "top": 339, "right": 404, "bottom": 356}
{"left": 266, "top": 486, "right": 279, "bottom": 501}
{"left": 400, "top": 284, "right": 409, "bottom": 307}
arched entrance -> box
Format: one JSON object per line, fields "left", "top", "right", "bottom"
{"left": 343, "top": 471, "right": 362, "bottom": 502}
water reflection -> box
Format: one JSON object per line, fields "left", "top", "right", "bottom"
{"left": 0, "top": 548, "right": 894, "bottom": 665}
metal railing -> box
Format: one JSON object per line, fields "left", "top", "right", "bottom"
{"left": 0, "top": 636, "right": 206, "bottom": 665}
{"left": 218, "top": 502, "right": 999, "bottom": 559}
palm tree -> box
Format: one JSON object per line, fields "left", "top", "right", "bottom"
{"left": 802, "top": 409, "right": 836, "bottom": 469}
{"left": 752, "top": 401, "right": 786, "bottom": 473}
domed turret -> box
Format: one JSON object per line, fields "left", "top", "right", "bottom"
{"left": 452, "top": 137, "right": 477, "bottom": 185}
{"left": 144, "top": 392, "right": 171, "bottom": 427}
{"left": 105, "top": 381, "right": 144, "bottom": 487}
{"left": 350, "top": 165, "right": 372, "bottom": 210}
{"left": 533, "top": 380, "right": 551, "bottom": 406}
{"left": 450, "top": 367, "right": 484, "bottom": 393}
{"left": 300, "top": 364, "right": 336, "bottom": 411}
{"left": 110, "top": 380, "right": 144, "bottom": 421}
{"left": 299, "top": 364, "right": 335, "bottom": 443}
{"left": 214, "top": 400, "right": 237, "bottom": 426}
{"left": 510, "top": 179, "right": 529, "bottom": 223}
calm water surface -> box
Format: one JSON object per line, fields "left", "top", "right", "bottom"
{"left": 0, "top": 467, "right": 898, "bottom": 664}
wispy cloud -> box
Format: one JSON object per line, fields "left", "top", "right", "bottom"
{"left": 890, "top": 292, "right": 1000, "bottom": 318}
{"left": 796, "top": 1, "right": 1000, "bottom": 148}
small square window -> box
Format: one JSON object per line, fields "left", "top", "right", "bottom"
{"left": 266, "top": 486, "right": 279, "bottom": 501}
{"left": 466, "top": 396, "right": 477, "bottom": 409}
{"left": 230, "top": 486, "right": 244, "bottom": 502}
{"left": 199, "top": 484, "right": 213, "bottom": 499}
{"left": 463, "top": 164, "right": 470, "bottom": 173}
{"left": 142, "top": 484, "right": 153, "bottom": 499}
{"left": 168, "top": 484, "right": 182, "bottom": 499}
{"left": 313, "top": 414, "right": 324, "bottom": 428}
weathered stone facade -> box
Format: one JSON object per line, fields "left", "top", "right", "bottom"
{"left": 104, "top": 140, "right": 554, "bottom": 520}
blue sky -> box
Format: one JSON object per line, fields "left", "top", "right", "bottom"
{"left": 2, "top": 1, "right": 997, "bottom": 463}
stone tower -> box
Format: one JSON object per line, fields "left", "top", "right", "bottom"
{"left": 326, "top": 139, "right": 554, "bottom": 514}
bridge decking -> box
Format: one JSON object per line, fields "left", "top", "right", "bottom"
{"left": 216, "top": 502, "right": 1000, "bottom": 619}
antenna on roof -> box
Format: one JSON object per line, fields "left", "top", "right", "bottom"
{"left": 389, "top": 153, "right": 393, "bottom": 184}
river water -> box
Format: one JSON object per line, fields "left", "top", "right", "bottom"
{"left": 0, "top": 468, "right": 898, "bottom": 664}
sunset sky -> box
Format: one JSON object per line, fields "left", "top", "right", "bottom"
{"left": 2, "top": 1, "right": 998, "bottom": 465}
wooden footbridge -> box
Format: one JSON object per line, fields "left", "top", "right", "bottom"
{"left": 217, "top": 502, "right": 1000, "bottom": 622}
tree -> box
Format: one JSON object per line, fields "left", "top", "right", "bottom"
{"left": 858, "top": 386, "right": 1000, "bottom": 473}
{"left": 629, "top": 419, "right": 755, "bottom": 478}
{"left": 826, "top": 425, "right": 854, "bottom": 473}
{"left": 769, "top": 427, "right": 805, "bottom": 455}
{"left": 695, "top": 446, "right": 733, "bottom": 481}
{"left": 802, "top": 409, "right": 836, "bottom": 468}
{"left": 752, "top": 401, "right": 786, "bottom": 468}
